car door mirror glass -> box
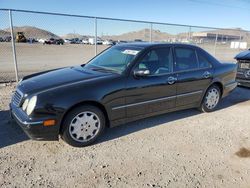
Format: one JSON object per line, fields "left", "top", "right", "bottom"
{"left": 134, "top": 68, "right": 150, "bottom": 77}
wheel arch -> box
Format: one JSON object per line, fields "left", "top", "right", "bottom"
{"left": 200, "top": 81, "right": 224, "bottom": 106}
{"left": 198, "top": 81, "right": 224, "bottom": 112}
{"left": 211, "top": 81, "right": 224, "bottom": 96}
{"left": 59, "top": 100, "right": 110, "bottom": 133}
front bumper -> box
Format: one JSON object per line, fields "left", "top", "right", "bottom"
{"left": 236, "top": 78, "right": 250, "bottom": 88}
{"left": 10, "top": 103, "right": 59, "bottom": 141}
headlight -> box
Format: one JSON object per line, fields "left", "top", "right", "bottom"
{"left": 22, "top": 98, "right": 29, "bottom": 111}
{"left": 26, "top": 96, "right": 37, "bottom": 115}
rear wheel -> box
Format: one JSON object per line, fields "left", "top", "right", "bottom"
{"left": 61, "top": 105, "right": 105, "bottom": 147}
{"left": 200, "top": 85, "right": 221, "bottom": 112}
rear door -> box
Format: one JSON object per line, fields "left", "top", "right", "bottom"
{"left": 174, "top": 46, "right": 214, "bottom": 107}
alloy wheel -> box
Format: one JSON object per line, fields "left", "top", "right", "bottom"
{"left": 205, "top": 88, "right": 220, "bottom": 109}
{"left": 69, "top": 111, "right": 101, "bottom": 142}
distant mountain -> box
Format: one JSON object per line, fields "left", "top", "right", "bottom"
{"left": 61, "top": 33, "right": 105, "bottom": 40}
{"left": 61, "top": 33, "right": 83, "bottom": 39}
{"left": 3, "top": 26, "right": 60, "bottom": 39}
{"left": 61, "top": 33, "right": 90, "bottom": 39}
{"left": 102, "top": 29, "right": 173, "bottom": 41}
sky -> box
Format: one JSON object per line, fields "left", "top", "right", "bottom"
{"left": 0, "top": 0, "right": 250, "bottom": 36}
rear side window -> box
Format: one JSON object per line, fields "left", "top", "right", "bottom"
{"left": 197, "top": 50, "right": 212, "bottom": 68}
{"left": 174, "top": 48, "right": 198, "bottom": 71}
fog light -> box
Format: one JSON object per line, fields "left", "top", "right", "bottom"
{"left": 43, "top": 119, "right": 56, "bottom": 126}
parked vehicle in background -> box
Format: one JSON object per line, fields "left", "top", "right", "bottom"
{"left": 38, "top": 38, "right": 46, "bottom": 43}
{"left": 43, "top": 38, "right": 64, "bottom": 45}
{"left": 64, "top": 39, "right": 71, "bottom": 43}
{"left": 134, "top": 39, "right": 143, "bottom": 42}
{"left": 103, "top": 40, "right": 114, "bottom": 45}
{"left": 5, "top": 36, "right": 12, "bottom": 42}
{"left": 10, "top": 43, "right": 237, "bottom": 147}
{"left": 115, "top": 40, "right": 128, "bottom": 45}
{"left": 15, "top": 32, "right": 27, "bottom": 43}
{"left": 88, "top": 38, "right": 103, "bottom": 45}
{"left": 82, "top": 39, "right": 89, "bottom": 44}
{"left": 55, "top": 39, "right": 64, "bottom": 45}
{"left": 0, "top": 37, "right": 3, "bottom": 42}
{"left": 70, "top": 38, "right": 81, "bottom": 44}
{"left": 43, "top": 38, "right": 54, "bottom": 45}
{"left": 27, "top": 38, "right": 38, "bottom": 43}
{"left": 3, "top": 36, "right": 11, "bottom": 42}
{"left": 88, "top": 38, "right": 95, "bottom": 45}
{"left": 235, "top": 49, "right": 250, "bottom": 87}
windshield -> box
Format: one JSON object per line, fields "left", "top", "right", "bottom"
{"left": 84, "top": 46, "right": 142, "bottom": 73}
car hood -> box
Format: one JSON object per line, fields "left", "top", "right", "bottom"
{"left": 235, "top": 50, "right": 250, "bottom": 60}
{"left": 18, "top": 66, "right": 114, "bottom": 94}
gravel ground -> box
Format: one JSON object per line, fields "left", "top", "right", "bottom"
{"left": 1, "top": 84, "right": 250, "bottom": 188}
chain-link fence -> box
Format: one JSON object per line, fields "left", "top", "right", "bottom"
{"left": 1, "top": 9, "right": 250, "bottom": 83}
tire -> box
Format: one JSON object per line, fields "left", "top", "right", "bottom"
{"left": 199, "top": 85, "right": 221, "bottom": 112}
{"left": 61, "top": 105, "right": 106, "bottom": 147}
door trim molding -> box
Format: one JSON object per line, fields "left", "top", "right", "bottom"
{"left": 112, "top": 90, "right": 203, "bottom": 110}
{"left": 177, "top": 90, "right": 203, "bottom": 98}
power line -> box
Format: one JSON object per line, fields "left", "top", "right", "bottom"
{"left": 188, "top": 0, "right": 250, "bottom": 11}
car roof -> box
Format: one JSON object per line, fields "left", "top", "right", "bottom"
{"left": 115, "top": 42, "right": 200, "bottom": 49}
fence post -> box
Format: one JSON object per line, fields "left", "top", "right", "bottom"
{"left": 9, "top": 10, "right": 19, "bottom": 82}
{"left": 189, "top": 26, "right": 191, "bottom": 42}
{"left": 239, "top": 29, "right": 243, "bottom": 51}
{"left": 150, "top": 23, "right": 152, "bottom": 42}
{"left": 94, "top": 17, "right": 97, "bottom": 56}
{"left": 239, "top": 29, "right": 242, "bottom": 42}
{"left": 213, "top": 33, "right": 218, "bottom": 56}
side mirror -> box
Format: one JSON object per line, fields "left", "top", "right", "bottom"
{"left": 134, "top": 68, "right": 150, "bottom": 77}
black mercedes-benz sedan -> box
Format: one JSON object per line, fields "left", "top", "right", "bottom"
{"left": 10, "top": 43, "right": 237, "bottom": 147}
{"left": 235, "top": 49, "right": 250, "bottom": 87}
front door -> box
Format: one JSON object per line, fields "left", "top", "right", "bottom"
{"left": 125, "top": 47, "right": 177, "bottom": 118}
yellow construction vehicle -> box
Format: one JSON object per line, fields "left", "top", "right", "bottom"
{"left": 15, "top": 32, "right": 27, "bottom": 43}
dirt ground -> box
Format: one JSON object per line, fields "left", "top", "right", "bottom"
{"left": 1, "top": 83, "right": 250, "bottom": 188}
{"left": 0, "top": 42, "right": 242, "bottom": 82}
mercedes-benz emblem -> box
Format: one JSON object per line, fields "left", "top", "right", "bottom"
{"left": 245, "top": 70, "right": 250, "bottom": 78}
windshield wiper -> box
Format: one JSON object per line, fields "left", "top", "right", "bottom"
{"left": 91, "top": 67, "right": 118, "bottom": 73}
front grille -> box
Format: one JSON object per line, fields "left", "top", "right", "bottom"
{"left": 238, "top": 60, "right": 250, "bottom": 69}
{"left": 12, "top": 89, "right": 23, "bottom": 107}
{"left": 239, "top": 60, "right": 250, "bottom": 63}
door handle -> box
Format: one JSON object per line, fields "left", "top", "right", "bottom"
{"left": 167, "top": 76, "right": 177, "bottom": 85}
{"left": 203, "top": 71, "right": 211, "bottom": 78}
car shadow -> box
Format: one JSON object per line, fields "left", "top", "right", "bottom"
{"left": 0, "top": 87, "right": 249, "bottom": 148}
{"left": 0, "top": 110, "right": 29, "bottom": 148}
{"left": 218, "top": 86, "right": 250, "bottom": 110}
{"left": 97, "top": 87, "right": 250, "bottom": 145}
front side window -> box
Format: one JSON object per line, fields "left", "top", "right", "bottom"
{"left": 85, "top": 46, "right": 142, "bottom": 73}
{"left": 174, "top": 48, "right": 198, "bottom": 71}
{"left": 136, "top": 47, "right": 173, "bottom": 75}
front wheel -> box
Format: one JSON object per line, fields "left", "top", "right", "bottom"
{"left": 199, "top": 85, "right": 221, "bottom": 112}
{"left": 61, "top": 105, "right": 106, "bottom": 147}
